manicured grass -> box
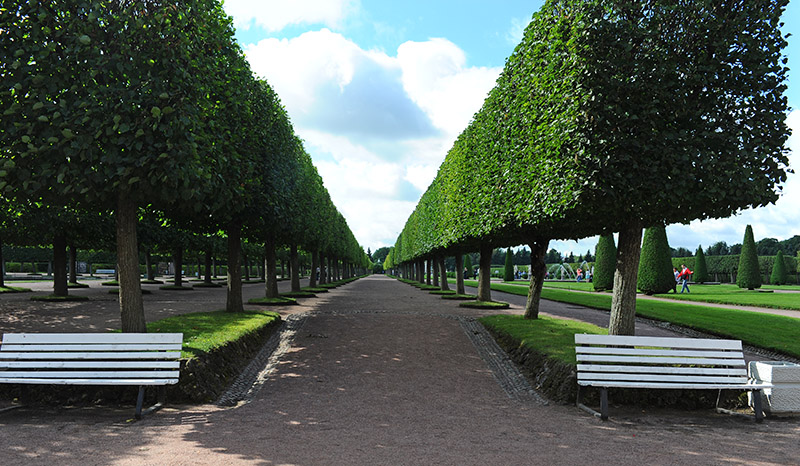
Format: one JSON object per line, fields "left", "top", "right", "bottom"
{"left": 429, "top": 289, "right": 456, "bottom": 295}
{"left": 193, "top": 282, "right": 223, "bottom": 288}
{"left": 480, "top": 314, "right": 606, "bottom": 364}
{"left": 459, "top": 300, "right": 510, "bottom": 309}
{"left": 654, "top": 284, "right": 800, "bottom": 311}
{"left": 102, "top": 280, "right": 119, "bottom": 286}
{"left": 541, "top": 281, "right": 598, "bottom": 292}
{"left": 472, "top": 280, "right": 800, "bottom": 359}
{"left": 67, "top": 282, "right": 90, "bottom": 288}
{"left": 441, "top": 293, "right": 477, "bottom": 300}
{"left": 140, "top": 279, "right": 164, "bottom": 284}
{"left": 248, "top": 296, "right": 298, "bottom": 306}
{"left": 302, "top": 287, "right": 329, "bottom": 293}
{"left": 159, "top": 285, "right": 194, "bottom": 291}
{"left": 147, "top": 310, "right": 281, "bottom": 359}
{"left": 0, "top": 285, "right": 32, "bottom": 293}
{"left": 281, "top": 291, "right": 317, "bottom": 298}
{"left": 30, "top": 294, "right": 90, "bottom": 302}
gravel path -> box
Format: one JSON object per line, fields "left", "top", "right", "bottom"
{"left": 0, "top": 275, "right": 798, "bottom": 465}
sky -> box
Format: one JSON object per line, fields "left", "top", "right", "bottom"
{"left": 223, "top": 0, "right": 800, "bottom": 257}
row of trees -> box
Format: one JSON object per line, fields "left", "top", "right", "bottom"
{"left": 0, "top": 1, "right": 367, "bottom": 331}
{"left": 384, "top": 0, "right": 790, "bottom": 334}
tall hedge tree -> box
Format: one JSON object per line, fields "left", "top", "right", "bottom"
{"left": 737, "top": 225, "right": 762, "bottom": 290}
{"left": 503, "top": 248, "right": 514, "bottom": 281}
{"left": 770, "top": 250, "right": 788, "bottom": 285}
{"left": 693, "top": 247, "right": 709, "bottom": 284}
{"left": 637, "top": 226, "right": 674, "bottom": 295}
{"left": 593, "top": 234, "right": 616, "bottom": 292}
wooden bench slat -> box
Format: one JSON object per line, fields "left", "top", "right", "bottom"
{"left": 577, "top": 364, "right": 747, "bottom": 376}
{"left": 0, "top": 351, "right": 182, "bottom": 360}
{"left": 576, "top": 347, "right": 744, "bottom": 359}
{"left": 0, "top": 361, "right": 180, "bottom": 369}
{"left": 575, "top": 334, "right": 742, "bottom": 350}
{"left": 2, "top": 333, "right": 183, "bottom": 345}
{"left": 0, "top": 378, "right": 180, "bottom": 385}
{"left": 578, "top": 373, "right": 749, "bottom": 384}
{"left": 576, "top": 354, "right": 746, "bottom": 365}
{"left": 0, "top": 370, "right": 180, "bottom": 379}
{"left": 1, "top": 344, "right": 182, "bottom": 352}
{"left": 577, "top": 380, "right": 772, "bottom": 389}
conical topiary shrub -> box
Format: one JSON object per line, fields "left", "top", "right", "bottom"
{"left": 770, "top": 250, "right": 788, "bottom": 285}
{"left": 593, "top": 234, "right": 616, "bottom": 292}
{"left": 464, "top": 254, "right": 473, "bottom": 279}
{"left": 694, "top": 246, "right": 708, "bottom": 284}
{"left": 737, "top": 225, "right": 761, "bottom": 290}
{"left": 503, "top": 248, "right": 514, "bottom": 281}
{"left": 637, "top": 226, "right": 675, "bottom": 295}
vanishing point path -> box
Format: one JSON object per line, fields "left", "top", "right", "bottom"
{"left": 1, "top": 275, "right": 799, "bottom": 465}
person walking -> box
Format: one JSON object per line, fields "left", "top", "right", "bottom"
{"left": 673, "top": 267, "right": 679, "bottom": 293}
{"left": 679, "top": 264, "right": 692, "bottom": 293}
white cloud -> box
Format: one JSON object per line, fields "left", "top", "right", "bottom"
{"left": 397, "top": 38, "right": 501, "bottom": 137}
{"left": 242, "top": 31, "right": 500, "bottom": 248}
{"left": 223, "top": 0, "right": 358, "bottom": 32}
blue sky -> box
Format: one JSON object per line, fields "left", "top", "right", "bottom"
{"left": 223, "top": 0, "right": 800, "bottom": 255}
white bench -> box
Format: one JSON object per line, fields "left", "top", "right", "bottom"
{"left": 0, "top": 333, "right": 183, "bottom": 418}
{"left": 575, "top": 334, "right": 772, "bottom": 422}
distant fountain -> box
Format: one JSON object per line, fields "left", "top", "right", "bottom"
{"left": 547, "top": 263, "right": 575, "bottom": 280}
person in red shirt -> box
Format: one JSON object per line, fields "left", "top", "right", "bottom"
{"left": 679, "top": 264, "right": 692, "bottom": 293}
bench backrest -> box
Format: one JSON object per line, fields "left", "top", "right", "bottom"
{"left": 575, "top": 334, "right": 748, "bottom": 386}
{"left": 0, "top": 333, "right": 183, "bottom": 385}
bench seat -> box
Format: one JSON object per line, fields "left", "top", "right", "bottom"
{"left": 575, "top": 334, "right": 772, "bottom": 422}
{"left": 0, "top": 332, "right": 182, "bottom": 418}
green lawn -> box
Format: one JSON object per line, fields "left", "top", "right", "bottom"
{"left": 147, "top": 310, "right": 281, "bottom": 359}
{"left": 454, "top": 279, "right": 800, "bottom": 359}
{"left": 654, "top": 284, "right": 800, "bottom": 310}
{"left": 480, "top": 314, "right": 605, "bottom": 364}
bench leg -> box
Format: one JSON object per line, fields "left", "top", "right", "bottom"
{"left": 600, "top": 388, "right": 609, "bottom": 421}
{"left": 753, "top": 389, "right": 764, "bottom": 423}
{"left": 135, "top": 386, "right": 145, "bottom": 420}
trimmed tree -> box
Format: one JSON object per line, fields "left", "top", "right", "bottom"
{"left": 593, "top": 234, "right": 616, "bottom": 292}
{"left": 637, "top": 226, "right": 675, "bottom": 295}
{"left": 770, "top": 250, "right": 788, "bottom": 285}
{"left": 503, "top": 248, "right": 514, "bottom": 281}
{"left": 693, "top": 246, "right": 709, "bottom": 284}
{"left": 737, "top": 225, "right": 761, "bottom": 290}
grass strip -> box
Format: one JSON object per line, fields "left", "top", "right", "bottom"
{"left": 193, "top": 282, "right": 223, "bottom": 288}
{"left": 474, "top": 280, "right": 800, "bottom": 359}
{"left": 429, "top": 290, "right": 456, "bottom": 295}
{"left": 159, "top": 285, "right": 194, "bottom": 291}
{"left": 147, "top": 310, "right": 281, "bottom": 359}
{"left": 67, "top": 282, "right": 90, "bottom": 288}
{"left": 653, "top": 284, "right": 800, "bottom": 311}
{"left": 459, "top": 300, "right": 510, "bottom": 309}
{"left": 480, "top": 314, "right": 605, "bottom": 364}
{"left": 248, "top": 296, "right": 297, "bottom": 306}
{"left": 441, "top": 293, "right": 477, "bottom": 300}
{"left": 30, "top": 295, "right": 89, "bottom": 302}
{"left": 0, "top": 286, "right": 32, "bottom": 293}
{"left": 281, "top": 291, "right": 317, "bottom": 298}
{"left": 302, "top": 287, "right": 329, "bottom": 293}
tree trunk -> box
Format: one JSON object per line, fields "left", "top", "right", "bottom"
{"left": 145, "top": 251, "right": 155, "bottom": 281}
{"left": 52, "top": 232, "right": 68, "bottom": 296}
{"left": 608, "top": 223, "right": 644, "bottom": 335}
{"left": 204, "top": 250, "right": 213, "bottom": 284}
{"left": 265, "top": 237, "right": 279, "bottom": 298}
{"left": 477, "top": 243, "right": 492, "bottom": 302}
{"left": 309, "top": 249, "right": 318, "bottom": 287}
{"left": 455, "top": 254, "right": 465, "bottom": 295}
{"left": 68, "top": 245, "right": 78, "bottom": 284}
{"left": 290, "top": 244, "right": 300, "bottom": 292}
{"left": 433, "top": 257, "right": 439, "bottom": 287}
{"left": 116, "top": 190, "right": 146, "bottom": 332}
{"left": 439, "top": 256, "right": 450, "bottom": 291}
{"left": 244, "top": 255, "right": 251, "bottom": 282}
{"left": 226, "top": 220, "right": 243, "bottom": 313}
{"left": 524, "top": 239, "right": 549, "bottom": 319}
{"left": 173, "top": 248, "right": 183, "bottom": 287}
{"left": 0, "top": 239, "right": 4, "bottom": 288}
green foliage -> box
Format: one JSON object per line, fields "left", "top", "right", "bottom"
{"left": 737, "top": 225, "right": 762, "bottom": 290}
{"left": 770, "top": 250, "right": 788, "bottom": 285}
{"left": 637, "top": 226, "right": 675, "bottom": 295}
{"left": 693, "top": 247, "right": 709, "bottom": 284}
{"left": 464, "top": 255, "right": 474, "bottom": 279}
{"left": 593, "top": 234, "right": 616, "bottom": 291}
{"left": 503, "top": 248, "right": 514, "bottom": 281}
{"left": 389, "top": 0, "right": 790, "bottom": 271}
